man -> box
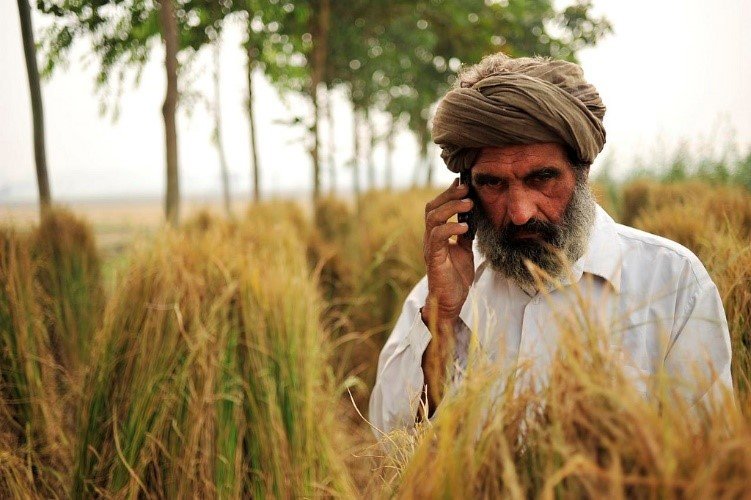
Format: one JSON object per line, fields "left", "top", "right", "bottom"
{"left": 369, "top": 53, "right": 733, "bottom": 433}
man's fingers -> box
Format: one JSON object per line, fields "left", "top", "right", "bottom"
{"left": 426, "top": 198, "right": 473, "bottom": 230}
{"left": 426, "top": 222, "right": 469, "bottom": 259}
{"left": 424, "top": 178, "right": 468, "bottom": 216}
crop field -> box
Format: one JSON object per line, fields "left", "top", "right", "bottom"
{"left": 1, "top": 179, "right": 750, "bottom": 498}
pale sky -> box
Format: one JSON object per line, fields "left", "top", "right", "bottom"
{"left": 1, "top": 0, "right": 749, "bottom": 202}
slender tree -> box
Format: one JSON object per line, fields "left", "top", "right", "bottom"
{"left": 212, "top": 41, "right": 232, "bottom": 216}
{"left": 352, "top": 108, "right": 362, "bottom": 206}
{"left": 384, "top": 114, "right": 397, "bottom": 189}
{"left": 245, "top": 38, "right": 261, "bottom": 202}
{"left": 309, "top": 0, "right": 331, "bottom": 199}
{"left": 325, "top": 83, "right": 337, "bottom": 194}
{"left": 37, "top": 0, "right": 236, "bottom": 223}
{"left": 262, "top": 0, "right": 337, "bottom": 201}
{"left": 17, "top": 0, "right": 51, "bottom": 212}
{"left": 365, "top": 108, "right": 377, "bottom": 190}
{"left": 159, "top": 0, "right": 180, "bottom": 225}
{"left": 239, "top": 3, "right": 273, "bottom": 203}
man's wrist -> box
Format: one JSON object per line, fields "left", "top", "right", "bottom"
{"left": 418, "top": 302, "right": 460, "bottom": 419}
{"left": 420, "top": 302, "right": 459, "bottom": 337}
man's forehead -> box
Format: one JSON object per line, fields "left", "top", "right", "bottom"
{"left": 472, "top": 143, "right": 570, "bottom": 172}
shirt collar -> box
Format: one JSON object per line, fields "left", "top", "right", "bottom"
{"left": 470, "top": 204, "right": 622, "bottom": 293}
{"left": 472, "top": 238, "right": 490, "bottom": 276}
{"left": 576, "top": 204, "right": 622, "bottom": 293}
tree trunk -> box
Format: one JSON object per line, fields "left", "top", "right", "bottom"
{"left": 352, "top": 107, "right": 361, "bottom": 208}
{"left": 411, "top": 128, "right": 425, "bottom": 188}
{"left": 424, "top": 140, "right": 433, "bottom": 187}
{"left": 245, "top": 28, "right": 260, "bottom": 203}
{"left": 385, "top": 116, "right": 395, "bottom": 190}
{"left": 159, "top": 0, "right": 180, "bottom": 225}
{"left": 212, "top": 42, "right": 232, "bottom": 216}
{"left": 17, "top": 0, "right": 51, "bottom": 213}
{"left": 325, "top": 83, "right": 336, "bottom": 195}
{"left": 309, "top": 0, "right": 330, "bottom": 201}
{"left": 365, "top": 108, "right": 376, "bottom": 191}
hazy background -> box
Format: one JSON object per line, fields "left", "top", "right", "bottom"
{"left": 2, "top": 0, "right": 750, "bottom": 203}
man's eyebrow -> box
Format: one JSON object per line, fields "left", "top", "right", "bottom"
{"left": 473, "top": 172, "right": 505, "bottom": 184}
{"left": 473, "top": 167, "right": 561, "bottom": 185}
{"left": 522, "top": 166, "right": 561, "bottom": 181}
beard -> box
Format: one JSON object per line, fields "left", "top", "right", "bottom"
{"left": 475, "top": 181, "right": 597, "bottom": 290}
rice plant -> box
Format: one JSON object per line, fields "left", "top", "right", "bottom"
{"left": 32, "top": 208, "right": 104, "bottom": 379}
{"left": 1, "top": 177, "right": 749, "bottom": 497}
{"left": 0, "top": 228, "right": 67, "bottom": 496}
{"left": 71, "top": 211, "right": 354, "bottom": 497}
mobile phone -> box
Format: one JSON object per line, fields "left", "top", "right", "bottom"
{"left": 458, "top": 170, "right": 477, "bottom": 240}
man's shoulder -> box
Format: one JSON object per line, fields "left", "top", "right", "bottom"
{"left": 611, "top": 221, "right": 710, "bottom": 287}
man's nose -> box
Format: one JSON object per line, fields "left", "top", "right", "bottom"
{"left": 507, "top": 187, "right": 537, "bottom": 226}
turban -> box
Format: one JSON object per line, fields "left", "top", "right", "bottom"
{"left": 432, "top": 55, "right": 606, "bottom": 173}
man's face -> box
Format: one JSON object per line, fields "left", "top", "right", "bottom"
{"left": 471, "top": 143, "right": 596, "bottom": 289}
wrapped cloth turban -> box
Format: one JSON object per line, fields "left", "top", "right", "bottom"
{"left": 432, "top": 55, "right": 606, "bottom": 173}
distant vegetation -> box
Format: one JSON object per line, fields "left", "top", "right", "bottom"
{"left": 19, "top": 0, "right": 610, "bottom": 221}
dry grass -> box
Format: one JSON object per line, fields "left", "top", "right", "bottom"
{"left": 0, "top": 228, "right": 68, "bottom": 497}
{"left": 32, "top": 208, "right": 104, "bottom": 384}
{"left": 0, "top": 181, "right": 749, "bottom": 497}
{"left": 620, "top": 179, "right": 751, "bottom": 232}
{"left": 72, "top": 210, "right": 353, "bottom": 497}
{"left": 311, "top": 189, "right": 437, "bottom": 412}
{"left": 393, "top": 323, "right": 748, "bottom": 499}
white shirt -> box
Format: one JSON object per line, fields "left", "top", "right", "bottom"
{"left": 369, "top": 205, "right": 733, "bottom": 433}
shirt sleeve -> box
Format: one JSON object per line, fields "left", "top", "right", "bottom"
{"left": 368, "top": 278, "right": 431, "bottom": 433}
{"left": 664, "top": 269, "right": 734, "bottom": 408}
{"left": 368, "top": 277, "right": 472, "bottom": 434}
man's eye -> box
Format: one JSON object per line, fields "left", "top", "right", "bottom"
{"left": 529, "top": 170, "right": 558, "bottom": 184}
{"left": 476, "top": 177, "right": 506, "bottom": 189}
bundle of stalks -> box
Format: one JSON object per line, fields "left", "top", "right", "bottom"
{"left": 0, "top": 228, "right": 67, "bottom": 496}
{"left": 620, "top": 180, "right": 710, "bottom": 225}
{"left": 354, "top": 189, "right": 431, "bottom": 330}
{"left": 244, "top": 199, "right": 311, "bottom": 241}
{"left": 72, "top": 213, "right": 353, "bottom": 497}
{"left": 314, "top": 190, "right": 435, "bottom": 409}
{"left": 32, "top": 208, "right": 104, "bottom": 379}
{"left": 310, "top": 196, "right": 356, "bottom": 308}
{"left": 390, "top": 296, "right": 748, "bottom": 499}
{"left": 621, "top": 179, "right": 751, "bottom": 229}
{"left": 589, "top": 181, "right": 619, "bottom": 218}
{"left": 632, "top": 203, "right": 714, "bottom": 254}
{"left": 700, "top": 187, "right": 751, "bottom": 237}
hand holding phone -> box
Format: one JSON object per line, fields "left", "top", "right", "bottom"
{"left": 420, "top": 174, "right": 476, "bottom": 411}
{"left": 458, "top": 169, "right": 477, "bottom": 240}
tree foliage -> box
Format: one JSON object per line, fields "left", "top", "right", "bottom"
{"left": 34, "top": 0, "right": 611, "bottom": 200}
{"left": 263, "top": 0, "right": 610, "bottom": 187}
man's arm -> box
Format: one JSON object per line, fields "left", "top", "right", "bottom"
{"left": 369, "top": 279, "right": 472, "bottom": 433}
{"left": 370, "top": 178, "right": 476, "bottom": 433}
{"left": 420, "top": 302, "right": 461, "bottom": 418}
{"left": 369, "top": 279, "right": 432, "bottom": 433}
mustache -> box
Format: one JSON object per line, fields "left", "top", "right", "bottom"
{"left": 499, "top": 218, "right": 562, "bottom": 245}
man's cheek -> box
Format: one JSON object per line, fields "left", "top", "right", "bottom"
{"left": 477, "top": 195, "right": 506, "bottom": 227}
